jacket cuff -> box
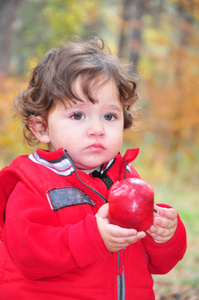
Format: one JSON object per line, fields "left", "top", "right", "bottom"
{"left": 68, "top": 214, "right": 110, "bottom": 268}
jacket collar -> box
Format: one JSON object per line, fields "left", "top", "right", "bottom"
{"left": 28, "top": 148, "right": 139, "bottom": 177}
{"left": 29, "top": 148, "right": 74, "bottom": 176}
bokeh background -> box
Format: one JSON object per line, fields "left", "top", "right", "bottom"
{"left": 0, "top": 0, "right": 199, "bottom": 298}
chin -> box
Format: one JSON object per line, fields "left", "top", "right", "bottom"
{"left": 78, "top": 161, "right": 102, "bottom": 171}
{"left": 77, "top": 155, "right": 110, "bottom": 171}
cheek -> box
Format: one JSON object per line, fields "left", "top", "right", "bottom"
{"left": 108, "top": 129, "right": 123, "bottom": 150}
{"left": 62, "top": 134, "right": 80, "bottom": 151}
{"left": 113, "top": 126, "right": 123, "bottom": 142}
{"left": 49, "top": 129, "right": 70, "bottom": 150}
{"left": 117, "top": 131, "right": 124, "bottom": 150}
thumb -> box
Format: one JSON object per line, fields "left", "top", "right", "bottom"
{"left": 97, "top": 203, "right": 109, "bottom": 219}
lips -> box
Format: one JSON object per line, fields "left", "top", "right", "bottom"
{"left": 86, "top": 143, "right": 105, "bottom": 152}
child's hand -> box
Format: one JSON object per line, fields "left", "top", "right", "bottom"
{"left": 147, "top": 204, "right": 178, "bottom": 243}
{"left": 95, "top": 203, "right": 146, "bottom": 253}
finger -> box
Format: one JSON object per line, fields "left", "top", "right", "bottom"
{"left": 153, "top": 205, "right": 165, "bottom": 219}
{"left": 148, "top": 223, "right": 176, "bottom": 238}
{"left": 110, "top": 231, "right": 146, "bottom": 246}
{"left": 158, "top": 207, "right": 178, "bottom": 220}
{"left": 108, "top": 224, "right": 138, "bottom": 237}
{"left": 154, "top": 217, "right": 177, "bottom": 229}
{"left": 147, "top": 232, "right": 170, "bottom": 243}
{"left": 153, "top": 204, "right": 160, "bottom": 214}
{"left": 147, "top": 229, "right": 167, "bottom": 241}
{"left": 116, "top": 231, "right": 146, "bottom": 241}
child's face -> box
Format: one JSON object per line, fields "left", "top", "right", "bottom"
{"left": 46, "top": 78, "right": 124, "bottom": 170}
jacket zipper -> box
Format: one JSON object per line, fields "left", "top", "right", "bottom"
{"left": 117, "top": 250, "right": 125, "bottom": 300}
{"left": 63, "top": 149, "right": 126, "bottom": 299}
{"left": 118, "top": 272, "right": 125, "bottom": 300}
{"left": 118, "top": 163, "right": 127, "bottom": 300}
{"left": 62, "top": 149, "right": 108, "bottom": 203}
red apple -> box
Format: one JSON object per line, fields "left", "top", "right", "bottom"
{"left": 108, "top": 178, "right": 154, "bottom": 231}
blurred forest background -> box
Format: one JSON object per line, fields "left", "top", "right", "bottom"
{"left": 0, "top": 0, "right": 199, "bottom": 299}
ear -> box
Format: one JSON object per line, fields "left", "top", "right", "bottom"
{"left": 29, "top": 116, "right": 50, "bottom": 144}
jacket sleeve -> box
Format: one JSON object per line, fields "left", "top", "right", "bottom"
{"left": 142, "top": 204, "right": 187, "bottom": 274}
{"left": 4, "top": 182, "right": 110, "bottom": 280}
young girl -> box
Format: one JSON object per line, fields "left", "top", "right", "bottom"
{"left": 0, "top": 38, "right": 186, "bottom": 300}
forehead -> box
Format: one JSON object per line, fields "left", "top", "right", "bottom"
{"left": 50, "top": 75, "right": 122, "bottom": 114}
{"left": 72, "top": 75, "right": 120, "bottom": 100}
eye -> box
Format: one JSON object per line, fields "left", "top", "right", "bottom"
{"left": 104, "top": 113, "right": 117, "bottom": 121}
{"left": 71, "top": 112, "right": 85, "bottom": 120}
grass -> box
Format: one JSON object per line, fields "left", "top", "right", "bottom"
{"left": 151, "top": 184, "right": 199, "bottom": 298}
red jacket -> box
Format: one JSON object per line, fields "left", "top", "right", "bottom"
{"left": 0, "top": 148, "right": 186, "bottom": 300}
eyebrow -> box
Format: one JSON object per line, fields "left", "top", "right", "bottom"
{"left": 67, "top": 101, "right": 123, "bottom": 113}
{"left": 107, "top": 105, "right": 122, "bottom": 111}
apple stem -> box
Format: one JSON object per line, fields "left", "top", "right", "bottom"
{"left": 154, "top": 209, "right": 158, "bottom": 213}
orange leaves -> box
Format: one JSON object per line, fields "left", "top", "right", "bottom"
{"left": 0, "top": 76, "right": 28, "bottom": 168}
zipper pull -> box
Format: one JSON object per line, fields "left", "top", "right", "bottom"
{"left": 117, "top": 249, "right": 125, "bottom": 275}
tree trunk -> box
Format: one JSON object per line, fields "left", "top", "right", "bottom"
{"left": 0, "top": 0, "right": 23, "bottom": 76}
{"left": 128, "top": 0, "right": 145, "bottom": 73}
{"left": 170, "top": 0, "right": 193, "bottom": 171}
{"left": 117, "top": 0, "right": 131, "bottom": 58}
{"left": 117, "top": 0, "right": 146, "bottom": 73}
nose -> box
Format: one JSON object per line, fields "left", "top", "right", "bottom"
{"left": 87, "top": 118, "right": 105, "bottom": 137}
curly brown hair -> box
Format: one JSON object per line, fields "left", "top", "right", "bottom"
{"left": 14, "top": 37, "right": 139, "bottom": 146}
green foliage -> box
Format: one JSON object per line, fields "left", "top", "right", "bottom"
{"left": 10, "top": 0, "right": 108, "bottom": 74}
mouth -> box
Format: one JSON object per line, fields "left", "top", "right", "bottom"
{"left": 86, "top": 143, "right": 105, "bottom": 153}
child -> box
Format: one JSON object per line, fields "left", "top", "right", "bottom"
{"left": 0, "top": 38, "right": 186, "bottom": 300}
